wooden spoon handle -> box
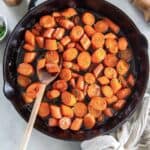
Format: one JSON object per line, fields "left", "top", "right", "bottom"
{"left": 20, "top": 84, "right": 46, "bottom": 150}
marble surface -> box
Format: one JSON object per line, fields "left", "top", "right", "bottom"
{"left": 0, "top": 0, "right": 149, "bottom": 150}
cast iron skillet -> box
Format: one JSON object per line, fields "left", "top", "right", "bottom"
{"left": 3, "top": 0, "right": 149, "bottom": 141}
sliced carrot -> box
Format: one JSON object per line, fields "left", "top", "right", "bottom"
{"left": 94, "top": 20, "right": 109, "bottom": 33}
{"left": 118, "top": 75, "right": 128, "bottom": 88}
{"left": 118, "top": 37, "right": 128, "bottom": 51}
{"left": 59, "top": 117, "right": 71, "bottom": 130}
{"left": 110, "top": 78, "right": 122, "bottom": 93}
{"left": 103, "top": 54, "right": 118, "bottom": 67}
{"left": 77, "top": 52, "right": 91, "bottom": 70}
{"left": 67, "top": 42, "right": 76, "bottom": 49}
{"left": 87, "top": 84, "right": 101, "bottom": 98}
{"left": 127, "top": 74, "right": 135, "bottom": 87}
{"left": 38, "top": 102, "right": 50, "bottom": 118}
{"left": 80, "top": 34, "right": 91, "bottom": 50}
{"left": 91, "top": 48, "right": 106, "bottom": 63}
{"left": 104, "top": 108, "right": 113, "bottom": 117}
{"left": 70, "top": 25, "right": 84, "bottom": 41}
{"left": 72, "top": 63, "right": 80, "bottom": 72}
{"left": 89, "top": 96, "right": 107, "bottom": 111}
{"left": 76, "top": 43, "right": 85, "bottom": 51}
{"left": 84, "top": 73, "right": 95, "bottom": 84}
{"left": 72, "top": 72, "right": 80, "bottom": 78}
{"left": 61, "top": 105, "right": 74, "bottom": 118}
{"left": 52, "top": 80, "right": 68, "bottom": 92}
{"left": 52, "top": 12, "right": 61, "bottom": 18}
{"left": 57, "top": 42, "right": 64, "bottom": 52}
{"left": 70, "top": 118, "right": 83, "bottom": 131}
{"left": 58, "top": 18, "right": 74, "bottom": 29}
{"left": 97, "top": 76, "right": 110, "bottom": 85}
{"left": 116, "top": 88, "right": 131, "bottom": 99}
{"left": 61, "top": 91, "right": 77, "bottom": 106}
{"left": 83, "top": 83, "right": 88, "bottom": 96}
{"left": 84, "top": 25, "right": 95, "bottom": 37}
{"left": 88, "top": 105, "right": 101, "bottom": 118}
{"left": 37, "top": 58, "right": 46, "bottom": 70}
{"left": 116, "top": 60, "right": 129, "bottom": 75}
{"left": 60, "top": 68, "right": 72, "bottom": 81}
{"left": 72, "top": 88, "right": 84, "bottom": 101}
{"left": 104, "top": 32, "right": 117, "bottom": 39}
{"left": 97, "top": 114, "right": 104, "bottom": 122}
{"left": 46, "top": 89, "right": 60, "bottom": 99}
{"left": 45, "top": 39, "right": 58, "bottom": 51}
{"left": 25, "top": 30, "right": 35, "bottom": 46}
{"left": 105, "top": 95, "right": 118, "bottom": 105}
{"left": 53, "top": 27, "right": 65, "bottom": 40}
{"left": 31, "top": 28, "right": 40, "bottom": 36}
{"left": 46, "top": 63, "right": 60, "bottom": 74}
{"left": 101, "top": 85, "right": 113, "bottom": 98}
{"left": 23, "top": 43, "right": 35, "bottom": 51}
{"left": 73, "top": 102, "right": 87, "bottom": 117}
{"left": 63, "top": 61, "right": 73, "bottom": 69}
{"left": 61, "top": 8, "right": 77, "bottom": 18}
{"left": 17, "top": 63, "right": 34, "bottom": 76}
{"left": 45, "top": 51, "right": 59, "bottom": 64}
{"left": 113, "top": 99, "right": 126, "bottom": 111}
{"left": 60, "top": 35, "right": 71, "bottom": 46}
{"left": 93, "top": 63, "right": 104, "bottom": 78}
{"left": 91, "top": 32, "right": 105, "bottom": 49}
{"left": 84, "top": 113, "right": 96, "bottom": 129}
{"left": 50, "top": 105, "right": 62, "bottom": 119}
{"left": 76, "top": 76, "right": 85, "bottom": 90}
{"left": 39, "top": 15, "right": 56, "bottom": 28}
{"left": 82, "top": 12, "right": 95, "bottom": 25}
{"left": 104, "top": 67, "right": 117, "bottom": 79}
{"left": 70, "top": 78, "right": 76, "bottom": 88}
{"left": 24, "top": 52, "right": 36, "bottom": 63}
{"left": 22, "top": 92, "right": 34, "bottom": 104}
{"left": 63, "top": 48, "right": 78, "bottom": 61}
{"left": 43, "top": 28, "right": 55, "bottom": 38}
{"left": 35, "top": 36, "right": 44, "bottom": 48}
{"left": 48, "top": 118, "right": 58, "bottom": 127}
{"left": 17, "top": 75, "right": 31, "bottom": 88}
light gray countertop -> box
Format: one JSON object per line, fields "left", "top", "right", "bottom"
{"left": 0, "top": 0, "right": 149, "bottom": 150}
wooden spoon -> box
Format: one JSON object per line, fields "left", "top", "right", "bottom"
{"left": 20, "top": 58, "right": 62, "bottom": 150}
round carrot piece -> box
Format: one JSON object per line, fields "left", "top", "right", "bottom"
{"left": 61, "top": 91, "right": 77, "bottom": 106}
{"left": 104, "top": 67, "right": 117, "bottom": 79}
{"left": 105, "top": 95, "right": 118, "bottom": 105}
{"left": 63, "top": 61, "right": 73, "bottom": 69}
{"left": 84, "top": 25, "right": 95, "bottom": 37}
{"left": 59, "top": 117, "right": 71, "bottom": 130}
{"left": 50, "top": 105, "right": 62, "bottom": 119}
{"left": 46, "top": 89, "right": 60, "bottom": 99}
{"left": 72, "top": 63, "right": 80, "bottom": 72}
{"left": 118, "top": 37, "right": 128, "bottom": 51}
{"left": 94, "top": 20, "right": 109, "bottom": 33}
{"left": 73, "top": 102, "right": 87, "bottom": 117}
{"left": 17, "top": 75, "right": 31, "bottom": 88}
{"left": 43, "top": 28, "right": 55, "bottom": 38}
{"left": 116, "top": 88, "right": 131, "bottom": 99}
{"left": 110, "top": 78, "right": 122, "bottom": 93}
{"left": 37, "top": 58, "right": 46, "bottom": 70}
{"left": 24, "top": 52, "right": 36, "bottom": 63}
{"left": 67, "top": 42, "right": 76, "bottom": 49}
{"left": 23, "top": 43, "right": 35, "bottom": 51}
{"left": 61, "top": 105, "right": 74, "bottom": 118}
{"left": 25, "top": 30, "right": 35, "bottom": 46}
{"left": 48, "top": 118, "right": 58, "bottom": 127}
{"left": 22, "top": 92, "right": 34, "bottom": 104}
{"left": 89, "top": 96, "right": 107, "bottom": 111}
{"left": 52, "top": 80, "right": 68, "bottom": 92}
{"left": 39, "top": 15, "right": 56, "bottom": 28}
{"left": 63, "top": 48, "right": 78, "bottom": 61}
{"left": 61, "top": 8, "right": 77, "bottom": 18}
{"left": 116, "top": 60, "right": 129, "bottom": 75}
{"left": 72, "top": 89, "right": 84, "bottom": 101}
{"left": 113, "top": 99, "right": 126, "bottom": 111}
{"left": 88, "top": 105, "right": 101, "bottom": 118}
{"left": 91, "top": 33, "right": 105, "bottom": 49}
{"left": 46, "top": 63, "right": 60, "bottom": 74}
{"left": 70, "top": 26, "right": 84, "bottom": 41}
{"left": 45, "top": 51, "right": 59, "bottom": 64}
{"left": 97, "top": 76, "right": 110, "bottom": 85}
{"left": 101, "top": 85, "right": 113, "bottom": 98}
{"left": 45, "top": 39, "right": 58, "bottom": 51}
{"left": 82, "top": 12, "right": 95, "bottom": 25}
{"left": 17, "top": 63, "right": 34, "bottom": 76}
{"left": 103, "top": 54, "right": 118, "bottom": 67}
{"left": 87, "top": 84, "right": 101, "bottom": 98}
{"left": 118, "top": 75, "right": 128, "bottom": 88}
{"left": 70, "top": 118, "right": 83, "bottom": 131}
{"left": 38, "top": 102, "right": 50, "bottom": 118}
{"left": 76, "top": 76, "right": 85, "bottom": 90}
{"left": 84, "top": 113, "right": 96, "bottom": 129}
{"left": 91, "top": 48, "right": 106, "bottom": 63}
{"left": 77, "top": 52, "right": 91, "bottom": 70}
{"left": 104, "top": 108, "right": 113, "bottom": 117}
{"left": 84, "top": 73, "right": 96, "bottom": 84}
{"left": 60, "top": 68, "right": 72, "bottom": 81}
{"left": 35, "top": 36, "right": 44, "bottom": 48}
{"left": 104, "top": 32, "right": 117, "bottom": 39}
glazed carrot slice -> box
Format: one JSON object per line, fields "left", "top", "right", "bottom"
{"left": 70, "top": 78, "right": 76, "bottom": 88}
{"left": 97, "top": 76, "right": 110, "bottom": 85}
{"left": 84, "top": 73, "right": 96, "bottom": 84}
{"left": 22, "top": 92, "right": 34, "bottom": 104}
{"left": 45, "top": 39, "right": 58, "bottom": 51}
{"left": 45, "top": 51, "right": 59, "bottom": 64}
{"left": 57, "top": 18, "right": 74, "bottom": 30}
{"left": 17, "top": 63, "right": 34, "bottom": 76}
{"left": 39, "top": 15, "right": 56, "bottom": 28}
{"left": 82, "top": 12, "right": 95, "bottom": 25}
{"left": 63, "top": 48, "right": 78, "bottom": 61}
{"left": 61, "top": 105, "right": 74, "bottom": 118}
{"left": 52, "top": 12, "right": 61, "bottom": 18}
{"left": 59, "top": 117, "right": 71, "bottom": 130}
{"left": 53, "top": 27, "right": 65, "bottom": 40}
{"left": 118, "top": 37, "right": 128, "bottom": 51}
{"left": 70, "top": 118, "right": 83, "bottom": 131}
{"left": 72, "top": 89, "right": 84, "bottom": 101}
{"left": 46, "top": 63, "right": 60, "bottom": 73}
{"left": 35, "top": 36, "right": 44, "bottom": 48}
{"left": 83, "top": 83, "right": 88, "bottom": 96}
{"left": 104, "top": 108, "right": 113, "bottom": 117}
{"left": 94, "top": 20, "right": 109, "bottom": 33}
{"left": 17, "top": 75, "right": 31, "bottom": 88}
{"left": 84, "top": 113, "right": 96, "bottom": 129}
{"left": 88, "top": 105, "right": 101, "bottom": 118}
{"left": 80, "top": 34, "right": 91, "bottom": 50}
{"left": 57, "top": 42, "right": 64, "bottom": 52}
{"left": 103, "top": 54, "right": 118, "bottom": 67}
{"left": 23, "top": 43, "right": 35, "bottom": 51}
{"left": 76, "top": 43, "right": 84, "bottom": 51}
{"left": 70, "top": 25, "right": 84, "bottom": 41}
{"left": 52, "top": 80, "right": 68, "bottom": 92}
{"left": 87, "top": 84, "right": 101, "bottom": 98}
{"left": 103, "top": 18, "right": 120, "bottom": 33}
{"left": 61, "top": 8, "right": 77, "bottom": 18}
{"left": 76, "top": 76, "right": 85, "bottom": 90}
{"left": 93, "top": 63, "right": 104, "bottom": 78}
{"left": 72, "top": 63, "right": 80, "bottom": 72}
{"left": 105, "top": 95, "right": 118, "bottom": 105}
{"left": 72, "top": 73, "right": 80, "bottom": 78}
{"left": 101, "top": 85, "right": 113, "bottom": 98}
{"left": 37, "top": 58, "right": 46, "bottom": 70}
{"left": 60, "top": 36, "right": 71, "bottom": 46}
{"left": 110, "top": 78, "right": 122, "bottom": 93}
{"left": 116, "top": 60, "right": 129, "bottom": 75}
{"left": 73, "top": 102, "right": 87, "bottom": 117}
{"left": 25, "top": 30, "right": 35, "bottom": 46}
{"left": 84, "top": 25, "right": 95, "bottom": 37}
{"left": 91, "top": 48, "right": 106, "bottom": 63}
{"left": 31, "top": 28, "right": 40, "bottom": 36}
{"left": 97, "top": 114, "right": 104, "bottom": 122}
{"left": 113, "top": 99, "right": 126, "bottom": 111}
{"left": 91, "top": 33, "right": 105, "bottom": 49}
{"left": 89, "top": 96, "right": 107, "bottom": 111}
{"left": 67, "top": 42, "right": 76, "bottom": 49}
{"left": 61, "top": 91, "right": 77, "bottom": 106}
{"left": 38, "top": 102, "right": 50, "bottom": 118}
{"left": 118, "top": 75, "right": 128, "bottom": 88}
{"left": 43, "top": 28, "right": 55, "bottom": 38}
{"left": 50, "top": 105, "right": 62, "bottom": 119}
{"left": 104, "top": 67, "right": 117, "bottom": 79}
{"left": 116, "top": 88, "right": 131, "bottom": 99}
{"left": 46, "top": 89, "right": 60, "bottom": 99}
{"left": 127, "top": 74, "right": 135, "bottom": 87}
{"left": 48, "top": 118, "right": 58, "bottom": 127}
{"left": 63, "top": 61, "right": 73, "bottom": 69}
{"left": 60, "top": 68, "right": 72, "bottom": 81}
{"left": 24, "top": 52, "right": 36, "bottom": 63}
{"left": 104, "top": 32, "right": 117, "bottom": 39}
{"left": 77, "top": 52, "right": 91, "bottom": 70}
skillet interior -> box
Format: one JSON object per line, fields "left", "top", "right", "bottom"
{"left": 3, "top": 0, "right": 149, "bottom": 141}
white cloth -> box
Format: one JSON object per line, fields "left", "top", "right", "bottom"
{"left": 81, "top": 93, "right": 150, "bottom": 150}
